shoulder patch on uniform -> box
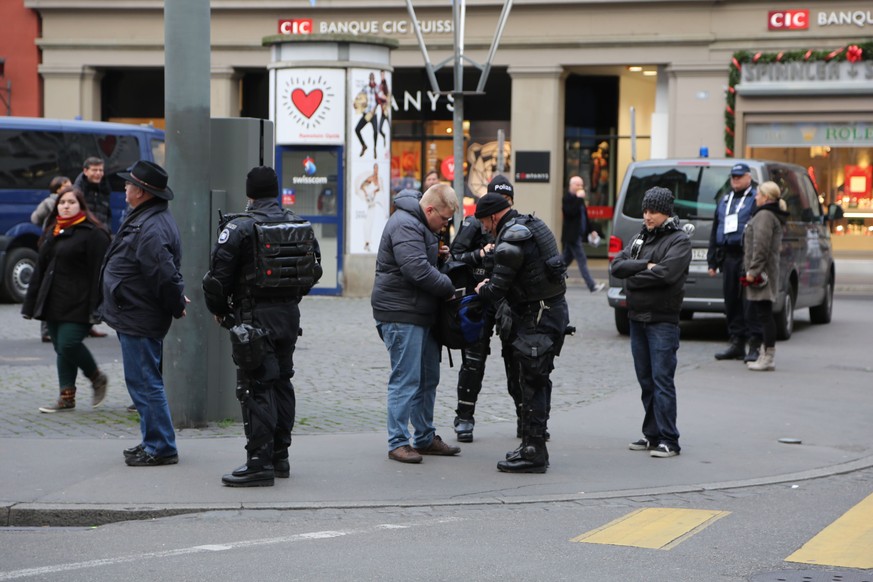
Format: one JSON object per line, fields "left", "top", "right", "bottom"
{"left": 218, "top": 228, "right": 231, "bottom": 244}
{"left": 502, "top": 223, "right": 532, "bottom": 242}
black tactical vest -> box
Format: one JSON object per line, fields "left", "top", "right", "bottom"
{"left": 499, "top": 215, "right": 566, "bottom": 303}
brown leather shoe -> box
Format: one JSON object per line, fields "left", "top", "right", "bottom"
{"left": 388, "top": 445, "right": 422, "bottom": 464}
{"left": 414, "top": 435, "right": 461, "bottom": 456}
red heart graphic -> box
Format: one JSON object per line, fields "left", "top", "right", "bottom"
{"left": 291, "top": 88, "right": 323, "bottom": 119}
{"left": 97, "top": 135, "right": 117, "bottom": 157}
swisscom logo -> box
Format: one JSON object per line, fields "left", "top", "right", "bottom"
{"left": 292, "top": 156, "right": 327, "bottom": 185}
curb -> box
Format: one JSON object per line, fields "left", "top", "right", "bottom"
{"left": 6, "top": 454, "right": 873, "bottom": 527}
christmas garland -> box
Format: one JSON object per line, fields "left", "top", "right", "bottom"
{"left": 725, "top": 41, "right": 873, "bottom": 157}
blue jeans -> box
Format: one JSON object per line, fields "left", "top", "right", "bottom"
{"left": 117, "top": 333, "right": 177, "bottom": 457}
{"left": 377, "top": 322, "right": 440, "bottom": 452}
{"left": 629, "top": 320, "right": 681, "bottom": 451}
{"left": 562, "top": 237, "right": 597, "bottom": 291}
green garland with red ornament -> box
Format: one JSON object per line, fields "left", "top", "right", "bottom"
{"left": 725, "top": 41, "right": 873, "bottom": 157}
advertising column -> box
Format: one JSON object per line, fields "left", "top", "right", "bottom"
{"left": 273, "top": 67, "right": 346, "bottom": 293}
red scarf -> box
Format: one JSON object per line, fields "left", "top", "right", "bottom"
{"left": 53, "top": 212, "right": 86, "bottom": 236}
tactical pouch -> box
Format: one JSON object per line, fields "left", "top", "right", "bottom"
{"left": 229, "top": 323, "right": 270, "bottom": 370}
{"left": 545, "top": 255, "right": 567, "bottom": 283}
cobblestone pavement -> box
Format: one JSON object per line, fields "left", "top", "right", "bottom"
{"left": 0, "top": 270, "right": 729, "bottom": 441}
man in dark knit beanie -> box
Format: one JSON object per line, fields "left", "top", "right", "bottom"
{"left": 204, "top": 165, "right": 322, "bottom": 487}
{"left": 610, "top": 185, "right": 691, "bottom": 460}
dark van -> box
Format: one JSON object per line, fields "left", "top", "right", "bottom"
{"left": 0, "top": 117, "right": 165, "bottom": 302}
{"left": 607, "top": 158, "right": 834, "bottom": 339}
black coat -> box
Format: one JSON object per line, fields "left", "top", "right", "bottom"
{"left": 22, "top": 221, "right": 110, "bottom": 324}
{"left": 73, "top": 173, "right": 112, "bottom": 227}
{"left": 97, "top": 198, "right": 186, "bottom": 338}
{"left": 561, "top": 190, "right": 591, "bottom": 246}
{"left": 611, "top": 216, "right": 692, "bottom": 324}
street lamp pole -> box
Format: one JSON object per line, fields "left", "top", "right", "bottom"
{"left": 405, "top": 0, "right": 513, "bottom": 223}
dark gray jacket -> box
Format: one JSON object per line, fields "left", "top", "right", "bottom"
{"left": 611, "top": 216, "right": 691, "bottom": 324}
{"left": 371, "top": 190, "right": 454, "bottom": 327}
{"left": 97, "top": 198, "right": 186, "bottom": 338}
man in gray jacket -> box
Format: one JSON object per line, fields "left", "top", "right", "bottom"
{"left": 371, "top": 184, "right": 461, "bottom": 464}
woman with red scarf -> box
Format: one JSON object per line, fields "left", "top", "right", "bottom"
{"left": 22, "top": 186, "right": 111, "bottom": 412}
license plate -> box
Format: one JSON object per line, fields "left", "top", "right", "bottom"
{"left": 692, "top": 248, "right": 708, "bottom": 261}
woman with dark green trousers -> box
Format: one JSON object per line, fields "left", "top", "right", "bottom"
{"left": 22, "top": 186, "right": 111, "bottom": 412}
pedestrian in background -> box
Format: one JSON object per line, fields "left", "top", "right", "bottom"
{"left": 743, "top": 181, "right": 788, "bottom": 372}
{"left": 707, "top": 162, "right": 762, "bottom": 362}
{"left": 422, "top": 169, "right": 440, "bottom": 191}
{"left": 204, "top": 166, "right": 322, "bottom": 487}
{"left": 611, "top": 187, "right": 691, "bottom": 458}
{"left": 561, "top": 176, "right": 604, "bottom": 293}
{"left": 22, "top": 187, "right": 110, "bottom": 413}
{"left": 73, "top": 157, "right": 112, "bottom": 339}
{"left": 31, "top": 175, "right": 71, "bottom": 343}
{"left": 372, "top": 184, "right": 461, "bottom": 464}
{"left": 73, "top": 157, "right": 112, "bottom": 228}
{"left": 474, "top": 190, "right": 569, "bottom": 474}
{"left": 97, "top": 161, "right": 188, "bottom": 467}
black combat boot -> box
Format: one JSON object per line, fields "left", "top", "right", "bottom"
{"left": 272, "top": 452, "right": 290, "bottom": 479}
{"left": 221, "top": 456, "right": 275, "bottom": 487}
{"left": 497, "top": 436, "right": 548, "bottom": 473}
{"left": 454, "top": 416, "right": 475, "bottom": 443}
{"left": 744, "top": 337, "right": 762, "bottom": 363}
{"left": 715, "top": 337, "right": 746, "bottom": 360}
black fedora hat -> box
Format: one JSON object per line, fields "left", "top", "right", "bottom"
{"left": 117, "top": 160, "right": 174, "bottom": 200}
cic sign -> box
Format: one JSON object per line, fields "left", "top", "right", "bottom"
{"left": 768, "top": 10, "right": 809, "bottom": 30}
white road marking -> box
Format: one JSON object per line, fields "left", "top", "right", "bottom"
{"left": 0, "top": 516, "right": 462, "bottom": 580}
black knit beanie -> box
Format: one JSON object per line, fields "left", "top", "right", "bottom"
{"left": 246, "top": 166, "right": 279, "bottom": 199}
{"left": 474, "top": 192, "right": 511, "bottom": 219}
{"left": 487, "top": 175, "right": 514, "bottom": 199}
{"left": 641, "top": 187, "right": 674, "bottom": 216}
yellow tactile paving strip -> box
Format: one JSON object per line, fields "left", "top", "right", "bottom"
{"left": 786, "top": 491, "right": 873, "bottom": 569}
{"left": 571, "top": 508, "right": 730, "bottom": 550}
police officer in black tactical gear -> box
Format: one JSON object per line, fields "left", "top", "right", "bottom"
{"left": 448, "top": 175, "right": 516, "bottom": 443}
{"left": 473, "top": 191, "right": 569, "bottom": 474}
{"left": 202, "top": 166, "right": 322, "bottom": 487}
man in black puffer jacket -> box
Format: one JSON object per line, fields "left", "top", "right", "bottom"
{"left": 372, "top": 185, "right": 461, "bottom": 464}
{"left": 611, "top": 187, "right": 691, "bottom": 459}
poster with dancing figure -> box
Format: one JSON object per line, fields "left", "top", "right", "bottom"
{"left": 348, "top": 68, "right": 391, "bottom": 254}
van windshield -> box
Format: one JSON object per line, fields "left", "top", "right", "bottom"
{"left": 622, "top": 165, "right": 733, "bottom": 220}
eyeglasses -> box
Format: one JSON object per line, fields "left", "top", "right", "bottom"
{"left": 433, "top": 207, "right": 454, "bottom": 224}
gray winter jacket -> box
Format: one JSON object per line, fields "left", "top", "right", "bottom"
{"left": 371, "top": 190, "right": 454, "bottom": 327}
{"left": 743, "top": 203, "right": 787, "bottom": 303}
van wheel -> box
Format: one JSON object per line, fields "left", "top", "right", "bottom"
{"left": 774, "top": 290, "right": 794, "bottom": 341}
{"left": 1, "top": 248, "right": 38, "bottom": 303}
{"left": 614, "top": 307, "right": 630, "bottom": 336}
{"left": 809, "top": 279, "right": 833, "bottom": 324}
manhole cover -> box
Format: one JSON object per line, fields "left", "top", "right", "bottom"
{"left": 750, "top": 570, "right": 872, "bottom": 582}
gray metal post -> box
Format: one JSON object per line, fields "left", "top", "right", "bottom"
{"left": 452, "top": 0, "right": 466, "bottom": 217}
{"left": 164, "top": 0, "right": 211, "bottom": 427}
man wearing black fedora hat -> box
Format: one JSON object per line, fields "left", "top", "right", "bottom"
{"left": 473, "top": 191, "right": 569, "bottom": 473}
{"left": 98, "top": 160, "right": 188, "bottom": 467}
